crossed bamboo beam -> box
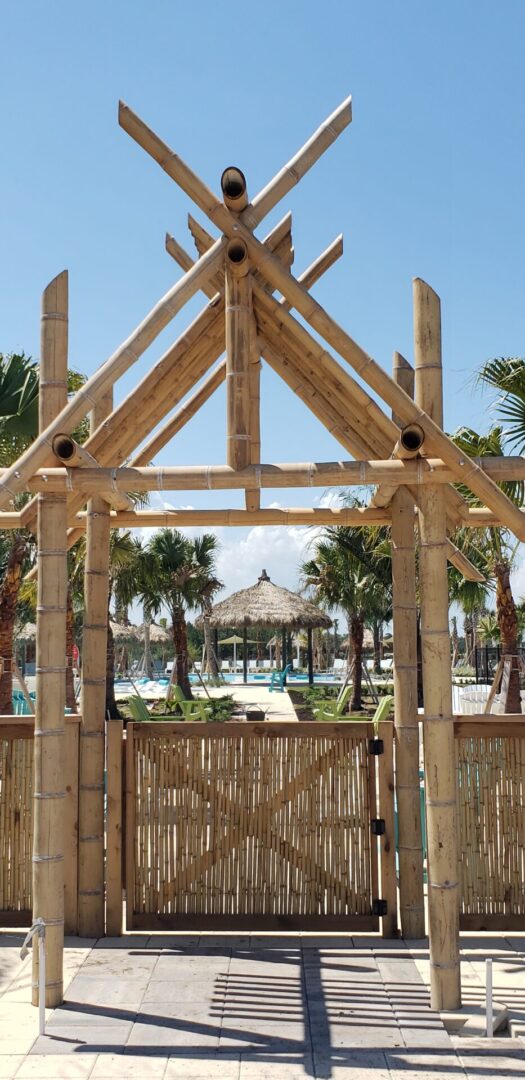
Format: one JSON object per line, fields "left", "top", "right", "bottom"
{"left": 116, "top": 101, "right": 525, "bottom": 541}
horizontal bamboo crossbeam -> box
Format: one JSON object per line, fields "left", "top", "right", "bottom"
{"left": 0, "top": 504, "right": 515, "bottom": 531}
{"left": 78, "top": 506, "right": 393, "bottom": 527}
{"left": 8, "top": 456, "right": 525, "bottom": 494}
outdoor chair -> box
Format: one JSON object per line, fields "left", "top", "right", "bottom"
{"left": 269, "top": 663, "right": 292, "bottom": 692}
{"left": 128, "top": 694, "right": 153, "bottom": 722}
{"left": 170, "top": 684, "right": 213, "bottom": 722}
{"left": 313, "top": 684, "right": 352, "bottom": 721}
{"left": 315, "top": 692, "right": 393, "bottom": 732}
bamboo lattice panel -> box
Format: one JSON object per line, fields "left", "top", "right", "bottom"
{"left": 457, "top": 734, "right": 525, "bottom": 928}
{"left": 0, "top": 731, "right": 33, "bottom": 919}
{"left": 129, "top": 724, "right": 377, "bottom": 929}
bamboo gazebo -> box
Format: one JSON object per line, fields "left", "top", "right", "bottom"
{"left": 2, "top": 93, "right": 525, "bottom": 1014}
{"left": 200, "top": 568, "right": 332, "bottom": 682}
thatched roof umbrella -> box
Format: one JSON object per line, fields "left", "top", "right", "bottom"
{"left": 202, "top": 570, "right": 331, "bottom": 683}
{"left": 110, "top": 620, "right": 138, "bottom": 643}
{"left": 17, "top": 622, "right": 37, "bottom": 641}
{"left": 137, "top": 622, "right": 170, "bottom": 643}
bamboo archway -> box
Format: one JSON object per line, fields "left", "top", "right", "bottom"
{"left": 3, "top": 95, "right": 525, "bottom": 1012}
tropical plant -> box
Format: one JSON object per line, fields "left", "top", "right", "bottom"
{"left": 138, "top": 529, "right": 220, "bottom": 698}
{"left": 302, "top": 523, "right": 392, "bottom": 711}
{"left": 476, "top": 357, "right": 525, "bottom": 453}
{"left": 452, "top": 425, "right": 522, "bottom": 710}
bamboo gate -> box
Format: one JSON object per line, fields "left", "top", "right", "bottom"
{"left": 1, "top": 97, "right": 525, "bottom": 1011}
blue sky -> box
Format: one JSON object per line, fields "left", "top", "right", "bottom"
{"left": 1, "top": 1, "right": 524, "bottom": 601}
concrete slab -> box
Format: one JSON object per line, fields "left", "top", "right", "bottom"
{"left": 29, "top": 1025, "right": 132, "bottom": 1054}
{"left": 164, "top": 1057, "right": 241, "bottom": 1079}
{"left": 15, "top": 1056, "right": 96, "bottom": 1078}
{"left": 90, "top": 1055, "right": 167, "bottom": 1077}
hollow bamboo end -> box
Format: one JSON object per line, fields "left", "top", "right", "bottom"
{"left": 221, "top": 166, "right": 248, "bottom": 211}
{"left": 226, "top": 237, "right": 249, "bottom": 276}
{"left": 52, "top": 434, "right": 76, "bottom": 462}
{"left": 400, "top": 423, "right": 425, "bottom": 455}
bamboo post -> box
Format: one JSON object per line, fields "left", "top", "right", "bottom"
{"left": 391, "top": 353, "right": 425, "bottom": 940}
{"left": 377, "top": 720, "right": 397, "bottom": 937}
{"left": 224, "top": 235, "right": 260, "bottom": 509}
{"left": 415, "top": 280, "right": 460, "bottom": 1010}
{"left": 106, "top": 719, "right": 123, "bottom": 935}
{"left": 32, "top": 270, "right": 68, "bottom": 1006}
{"left": 78, "top": 391, "right": 112, "bottom": 937}
{"left": 63, "top": 717, "right": 79, "bottom": 934}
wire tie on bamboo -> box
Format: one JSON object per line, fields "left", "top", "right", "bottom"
{"left": 429, "top": 881, "right": 459, "bottom": 890}
{"left": 80, "top": 783, "right": 104, "bottom": 791}
{"left": 426, "top": 799, "right": 457, "bottom": 808}
{"left": 83, "top": 623, "right": 108, "bottom": 631}
{"left": 34, "top": 792, "right": 66, "bottom": 800}
{"left": 66, "top": 471, "right": 74, "bottom": 492}
{"left": 41, "top": 311, "right": 67, "bottom": 322}
{"left": 35, "top": 666, "right": 67, "bottom": 674}
{"left": 430, "top": 960, "right": 460, "bottom": 970}
{"left": 157, "top": 467, "right": 164, "bottom": 490}
{"left": 34, "top": 729, "right": 65, "bottom": 737}
{"left": 81, "top": 678, "right": 106, "bottom": 688}
{"left": 79, "top": 835, "right": 104, "bottom": 843}
{"left": 40, "top": 378, "right": 68, "bottom": 387}
{"left": 33, "top": 854, "right": 63, "bottom": 863}
{"left": 80, "top": 729, "right": 104, "bottom": 736}
{"left": 38, "top": 550, "right": 67, "bottom": 557}
{"left": 78, "top": 889, "right": 103, "bottom": 896}
{"left": 85, "top": 569, "right": 108, "bottom": 577}
{"left": 36, "top": 606, "right": 67, "bottom": 614}
{"left": 32, "top": 916, "right": 63, "bottom": 927}
{"left": 254, "top": 466, "right": 262, "bottom": 488}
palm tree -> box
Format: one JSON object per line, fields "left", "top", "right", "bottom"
{"left": 476, "top": 357, "right": 525, "bottom": 453}
{"left": 139, "top": 530, "right": 220, "bottom": 698}
{"left": 302, "top": 524, "right": 391, "bottom": 711}
{"left": 193, "top": 534, "right": 223, "bottom": 677}
{"left": 105, "top": 532, "right": 142, "bottom": 718}
{"left": 452, "top": 426, "right": 523, "bottom": 709}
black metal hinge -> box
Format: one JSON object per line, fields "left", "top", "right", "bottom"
{"left": 371, "top": 818, "right": 385, "bottom": 836}
{"left": 368, "top": 737, "right": 384, "bottom": 755}
{"left": 372, "top": 898, "right": 388, "bottom": 916}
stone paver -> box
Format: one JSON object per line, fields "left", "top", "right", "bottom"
{"left": 0, "top": 930, "right": 525, "bottom": 1077}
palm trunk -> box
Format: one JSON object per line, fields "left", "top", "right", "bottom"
{"left": 350, "top": 611, "right": 364, "bottom": 712}
{"left": 495, "top": 560, "right": 521, "bottom": 713}
{"left": 464, "top": 613, "right": 473, "bottom": 666}
{"left": 372, "top": 619, "right": 382, "bottom": 675}
{"left": 451, "top": 615, "right": 459, "bottom": 669}
{"left": 173, "top": 609, "right": 192, "bottom": 698}
{"left": 65, "top": 583, "right": 76, "bottom": 712}
{"left": 202, "top": 604, "right": 218, "bottom": 676}
{"left": 0, "top": 536, "right": 26, "bottom": 714}
{"left": 105, "top": 605, "right": 121, "bottom": 719}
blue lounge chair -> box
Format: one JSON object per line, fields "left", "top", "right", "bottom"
{"left": 269, "top": 664, "right": 292, "bottom": 692}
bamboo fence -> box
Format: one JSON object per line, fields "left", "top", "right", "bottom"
{"left": 455, "top": 720, "right": 525, "bottom": 929}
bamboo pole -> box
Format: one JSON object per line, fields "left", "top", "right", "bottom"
{"left": 78, "top": 391, "right": 112, "bottom": 937}
{"left": 105, "top": 719, "right": 123, "bottom": 936}
{"left": 52, "top": 435, "right": 133, "bottom": 511}
{"left": 74, "top": 506, "right": 393, "bottom": 527}
{"left": 391, "top": 356, "right": 424, "bottom": 941}
{"left": 11, "top": 455, "right": 525, "bottom": 495}
{"left": 224, "top": 236, "right": 259, "bottom": 511}
{"left": 119, "top": 95, "right": 352, "bottom": 232}
{"left": 120, "top": 102, "right": 525, "bottom": 536}
{"left": 19, "top": 296, "right": 226, "bottom": 535}
{"left": 32, "top": 270, "right": 68, "bottom": 1007}
{"left": 2, "top": 504, "right": 515, "bottom": 532}
{"left": 0, "top": 240, "right": 227, "bottom": 510}
{"left": 415, "top": 282, "right": 460, "bottom": 1011}
{"left": 133, "top": 361, "right": 226, "bottom": 464}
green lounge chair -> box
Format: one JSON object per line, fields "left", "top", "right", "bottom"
{"left": 128, "top": 694, "right": 153, "bottom": 722}
{"left": 315, "top": 692, "right": 394, "bottom": 732}
{"left": 170, "top": 684, "right": 213, "bottom": 722}
{"left": 313, "top": 684, "right": 353, "bottom": 721}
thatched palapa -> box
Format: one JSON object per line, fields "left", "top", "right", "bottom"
{"left": 201, "top": 570, "right": 332, "bottom": 632}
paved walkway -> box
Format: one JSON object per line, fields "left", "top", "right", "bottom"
{"left": 202, "top": 686, "right": 298, "bottom": 722}
{"left": 1, "top": 932, "right": 525, "bottom": 1078}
